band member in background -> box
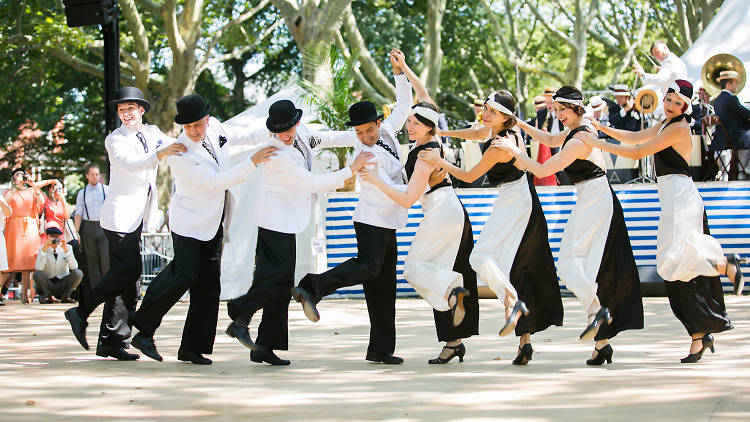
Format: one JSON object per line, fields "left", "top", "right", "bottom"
{"left": 633, "top": 40, "right": 687, "bottom": 98}
{"left": 428, "top": 90, "right": 564, "bottom": 365}
{"left": 525, "top": 96, "right": 547, "bottom": 130}
{"left": 471, "top": 98, "right": 485, "bottom": 128}
{"left": 292, "top": 50, "right": 413, "bottom": 365}
{"left": 65, "top": 86, "right": 185, "bottom": 361}
{"left": 604, "top": 85, "right": 641, "bottom": 134}
{"left": 534, "top": 87, "right": 569, "bottom": 185}
{"left": 225, "top": 99, "right": 369, "bottom": 366}
{"left": 587, "top": 79, "right": 738, "bottom": 363}
{"left": 585, "top": 96, "right": 609, "bottom": 130}
{"left": 501, "top": 86, "right": 644, "bottom": 366}
{"left": 712, "top": 70, "right": 750, "bottom": 180}
{"left": 130, "top": 94, "right": 276, "bottom": 365}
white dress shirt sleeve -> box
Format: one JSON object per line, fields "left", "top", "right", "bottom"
{"left": 218, "top": 122, "right": 271, "bottom": 147}
{"left": 263, "top": 154, "right": 352, "bottom": 193}
{"left": 65, "top": 248, "right": 78, "bottom": 271}
{"left": 105, "top": 132, "right": 160, "bottom": 171}
{"left": 167, "top": 154, "right": 257, "bottom": 193}
{"left": 74, "top": 189, "right": 85, "bottom": 217}
{"left": 35, "top": 246, "right": 48, "bottom": 272}
{"left": 382, "top": 73, "right": 414, "bottom": 132}
{"left": 309, "top": 128, "right": 358, "bottom": 149}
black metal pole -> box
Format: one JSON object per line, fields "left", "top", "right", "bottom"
{"left": 102, "top": 2, "right": 120, "bottom": 134}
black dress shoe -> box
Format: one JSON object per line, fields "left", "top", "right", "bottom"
{"left": 225, "top": 320, "right": 259, "bottom": 351}
{"left": 131, "top": 333, "right": 163, "bottom": 362}
{"left": 291, "top": 286, "right": 320, "bottom": 322}
{"left": 0, "top": 296, "right": 5, "bottom": 306}
{"left": 64, "top": 307, "right": 89, "bottom": 350}
{"left": 579, "top": 307, "right": 612, "bottom": 341}
{"left": 250, "top": 348, "right": 290, "bottom": 366}
{"left": 365, "top": 352, "right": 404, "bottom": 364}
{"left": 177, "top": 349, "right": 212, "bottom": 365}
{"left": 96, "top": 346, "right": 140, "bottom": 361}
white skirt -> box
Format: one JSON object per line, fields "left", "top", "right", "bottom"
{"left": 469, "top": 176, "right": 530, "bottom": 304}
{"left": 557, "top": 176, "right": 613, "bottom": 315}
{"left": 404, "top": 186, "right": 465, "bottom": 311}
{"left": 656, "top": 174, "right": 722, "bottom": 281}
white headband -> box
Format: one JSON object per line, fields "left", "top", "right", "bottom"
{"left": 485, "top": 95, "right": 514, "bottom": 116}
{"left": 553, "top": 97, "right": 584, "bottom": 106}
{"left": 411, "top": 106, "right": 440, "bottom": 127}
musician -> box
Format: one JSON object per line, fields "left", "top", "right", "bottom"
{"left": 633, "top": 40, "right": 687, "bottom": 97}
{"left": 535, "top": 87, "right": 568, "bottom": 184}
{"left": 604, "top": 84, "right": 641, "bottom": 133}
{"left": 712, "top": 70, "right": 750, "bottom": 179}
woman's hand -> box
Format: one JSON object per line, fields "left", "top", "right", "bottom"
{"left": 390, "top": 49, "right": 406, "bottom": 68}
{"left": 428, "top": 167, "right": 447, "bottom": 188}
{"left": 577, "top": 129, "right": 600, "bottom": 146}
{"left": 491, "top": 135, "right": 522, "bottom": 156}
{"left": 357, "top": 167, "right": 381, "bottom": 185}
{"left": 590, "top": 118, "right": 604, "bottom": 131}
{"left": 417, "top": 147, "right": 441, "bottom": 166}
{"left": 435, "top": 128, "right": 446, "bottom": 137}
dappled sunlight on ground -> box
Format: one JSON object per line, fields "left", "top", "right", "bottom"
{"left": 1, "top": 297, "right": 748, "bottom": 421}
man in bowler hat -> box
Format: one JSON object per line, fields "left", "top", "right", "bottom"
{"left": 130, "top": 93, "right": 277, "bottom": 364}
{"left": 225, "top": 99, "right": 372, "bottom": 365}
{"left": 65, "top": 86, "right": 185, "bottom": 360}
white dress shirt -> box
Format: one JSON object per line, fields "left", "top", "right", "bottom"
{"left": 75, "top": 183, "right": 109, "bottom": 221}
{"left": 642, "top": 52, "right": 688, "bottom": 97}
{"left": 35, "top": 244, "right": 78, "bottom": 279}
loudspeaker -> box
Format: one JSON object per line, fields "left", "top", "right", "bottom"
{"left": 63, "top": 0, "right": 117, "bottom": 27}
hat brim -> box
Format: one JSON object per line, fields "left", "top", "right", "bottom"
{"left": 345, "top": 114, "right": 384, "bottom": 127}
{"left": 591, "top": 104, "right": 606, "bottom": 111}
{"left": 717, "top": 76, "right": 739, "bottom": 82}
{"left": 266, "top": 109, "right": 303, "bottom": 133}
{"left": 174, "top": 105, "right": 211, "bottom": 125}
{"left": 110, "top": 98, "right": 151, "bottom": 114}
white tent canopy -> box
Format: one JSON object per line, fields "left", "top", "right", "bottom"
{"left": 681, "top": 0, "right": 750, "bottom": 102}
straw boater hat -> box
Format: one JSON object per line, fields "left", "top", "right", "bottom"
{"left": 716, "top": 70, "right": 739, "bottom": 82}
{"left": 543, "top": 87, "right": 556, "bottom": 96}
{"left": 588, "top": 95, "right": 606, "bottom": 112}
{"left": 611, "top": 84, "right": 632, "bottom": 97}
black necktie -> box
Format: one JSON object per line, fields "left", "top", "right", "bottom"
{"left": 292, "top": 139, "right": 310, "bottom": 169}
{"left": 136, "top": 131, "right": 149, "bottom": 153}
{"left": 202, "top": 140, "right": 218, "bottom": 164}
{"left": 376, "top": 139, "right": 399, "bottom": 160}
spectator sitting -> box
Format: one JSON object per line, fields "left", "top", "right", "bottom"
{"left": 33, "top": 225, "right": 82, "bottom": 304}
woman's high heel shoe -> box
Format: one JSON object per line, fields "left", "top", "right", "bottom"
{"left": 499, "top": 300, "right": 529, "bottom": 337}
{"left": 681, "top": 333, "right": 715, "bottom": 363}
{"left": 512, "top": 343, "right": 533, "bottom": 365}
{"left": 428, "top": 343, "right": 466, "bottom": 364}
{"left": 579, "top": 307, "right": 612, "bottom": 341}
{"left": 449, "top": 287, "right": 467, "bottom": 327}
{"left": 725, "top": 254, "right": 745, "bottom": 296}
{"left": 586, "top": 344, "right": 613, "bottom": 365}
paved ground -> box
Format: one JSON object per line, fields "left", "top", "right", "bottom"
{"left": 1, "top": 296, "right": 749, "bottom": 422}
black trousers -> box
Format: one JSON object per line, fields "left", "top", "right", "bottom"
{"left": 132, "top": 227, "right": 223, "bottom": 354}
{"left": 77, "top": 224, "right": 142, "bottom": 349}
{"left": 228, "top": 227, "right": 296, "bottom": 351}
{"left": 299, "top": 222, "right": 397, "bottom": 355}
{"left": 80, "top": 220, "right": 110, "bottom": 289}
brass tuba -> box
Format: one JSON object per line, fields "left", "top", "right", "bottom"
{"left": 701, "top": 53, "right": 746, "bottom": 98}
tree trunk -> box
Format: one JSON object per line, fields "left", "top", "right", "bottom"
{"left": 421, "top": 0, "right": 447, "bottom": 95}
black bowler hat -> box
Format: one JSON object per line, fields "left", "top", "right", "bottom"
{"left": 174, "top": 94, "right": 210, "bottom": 125}
{"left": 45, "top": 226, "right": 63, "bottom": 235}
{"left": 109, "top": 86, "right": 151, "bottom": 113}
{"left": 266, "top": 100, "right": 303, "bottom": 133}
{"left": 346, "top": 101, "right": 383, "bottom": 127}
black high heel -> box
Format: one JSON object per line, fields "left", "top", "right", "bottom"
{"left": 512, "top": 343, "right": 533, "bottom": 365}
{"left": 428, "top": 343, "right": 466, "bottom": 364}
{"left": 681, "top": 333, "right": 715, "bottom": 363}
{"left": 725, "top": 254, "right": 745, "bottom": 296}
{"left": 586, "top": 344, "right": 613, "bottom": 365}
{"left": 579, "top": 307, "right": 612, "bottom": 341}
{"left": 499, "top": 300, "right": 529, "bottom": 337}
{"left": 449, "top": 287, "right": 468, "bottom": 326}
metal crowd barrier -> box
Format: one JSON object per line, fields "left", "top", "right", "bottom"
{"left": 139, "top": 233, "right": 173, "bottom": 296}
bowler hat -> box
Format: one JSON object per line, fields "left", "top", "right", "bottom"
{"left": 346, "top": 101, "right": 383, "bottom": 127}
{"left": 266, "top": 100, "right": 303, "bottom": 133}
{"left": 109, "top": 86, "right": 151, "bottom": 113}
{"left": 45, "top": 226, "right": 63, "bottom": 236}
{"left": 175, "top": 94, "right": 210, "bottom": 125}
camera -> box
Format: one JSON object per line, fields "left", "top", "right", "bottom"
{"left": 51, "top": 238, "right": 60, "bottom": 245}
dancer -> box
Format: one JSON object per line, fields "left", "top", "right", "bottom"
{"left": 65, "top": 86, "right": 186, "bottom": 361}
{"left": 360, "top": 93, "right": 479, "bottom": 364}
{"left": 130, "top": 94, "right": 277, "bottom": 364}
{"left": 586, "top": 79, "right": 737, "bottom": 363}
{"left": 496, "top": 86, "right": 644, "bottom": 365}
{"left": 225, "top": 99, "right": 369, "bottom": 366}
{"left": 425, "top": 90, "right": 564, "bottom": 365}
{"left": 292, "top": 50, "right": 413, "bottom": 365}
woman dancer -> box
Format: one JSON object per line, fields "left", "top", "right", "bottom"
{"left": 422, "top": 90, "right": 563, "bottom": 365}
{"left": 585, "top": 79, "right": 735, "bottom": 363}
{"left": 360, "top": 96, "right": 479, "bottom": 364}
{"left": 496, "top": 86, "right": 644, "bottom": 365}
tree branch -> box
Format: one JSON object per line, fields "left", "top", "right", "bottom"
{"left": 524, "top": 0, "right": 576, "bottom": 49}
{"left": 334, "top": 31, "right": 390, "bottom": 105}
{"left": 119, "top": 0, "right": 151, "bottom": 91}
{"left": 135, "top": 0, "right": 162, "bottom": 16}
{"left": 199, "top": 20, "right": 282, "bottom": 73}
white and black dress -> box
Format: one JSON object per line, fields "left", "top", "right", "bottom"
{"left": 655, "top": 115, "right": 733, "bottom": 335}
{"left": 556, "top": 126, "right": 644, "bottom": 340}
{"left": 403, "top": 140, "right": 479, "bottom": 342}
{"left": 472, "top": 130, "right": 563, "bottom": 336}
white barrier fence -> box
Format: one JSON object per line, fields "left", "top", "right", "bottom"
{"left": 324, "top": 181, "right": 750, "bottom": 298}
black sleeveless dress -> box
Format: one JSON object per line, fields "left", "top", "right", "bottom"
{"left": 656, "top": 116, "right": 733, "bottom": 335}
{"left": 475, "top": 131, "right": 563, "bottom": 336}
{"left": 560, "top": 126, "right": 644, "bottom": 341}
{"left": 405, "top": 141, "right": 479, "bottom": 342}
